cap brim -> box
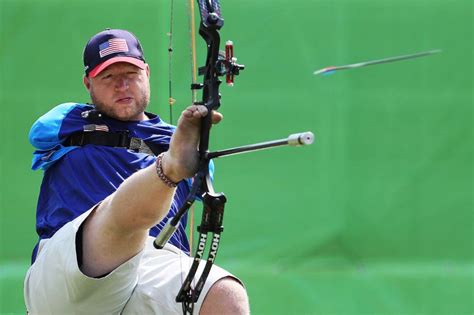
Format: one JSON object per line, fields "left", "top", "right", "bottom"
{"left": 89, "top": 57, "right": 146, "bottom": 78}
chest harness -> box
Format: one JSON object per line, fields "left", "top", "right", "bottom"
{"left": 64, "top": 109, "right": 162, "bottom": 156}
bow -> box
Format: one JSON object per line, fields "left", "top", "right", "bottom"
{"left": 155, "top": 1, "right": 313, "bottom": 313}
{"left": 155, "top": 1, "right": 243, "bottom": 313}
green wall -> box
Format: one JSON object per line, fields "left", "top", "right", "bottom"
{"left": 1, "top": 0, "right": 472, "bottom": 314}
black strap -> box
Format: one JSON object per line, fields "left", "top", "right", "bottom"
{"left": 65, "top": 131, "right": 160, "bottom": 156}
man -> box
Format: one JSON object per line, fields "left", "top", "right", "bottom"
{"left": 24, "top": 28, "right": 249, "bottom": 314}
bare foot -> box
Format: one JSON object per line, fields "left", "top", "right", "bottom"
{"left": 162, "top": 105, "right": 222, "bottom": 182}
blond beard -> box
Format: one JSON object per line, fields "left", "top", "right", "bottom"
{"left": 89, "top": 89, "right": 150, "bottom": 121}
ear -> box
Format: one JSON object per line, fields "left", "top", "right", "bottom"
{"left": 83, "top": 76, "right": 91, "bottom": 91}
{"left": 145, "top": 64, "right": 150, "bottom": 77}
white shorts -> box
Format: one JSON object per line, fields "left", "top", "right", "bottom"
{"left": 24, "top": 209, "right": 238, "bottom": 314}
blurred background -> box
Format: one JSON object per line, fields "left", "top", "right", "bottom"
{"left": 1, "top": 0, "right": 472, "bottom": 314}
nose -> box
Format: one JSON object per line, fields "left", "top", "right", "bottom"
{"left": 114, "top": 76, "right": 129, "bottom": 91}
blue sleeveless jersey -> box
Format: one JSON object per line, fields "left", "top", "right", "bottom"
{"left": 29, "top": 103, "right": 209, "bottom": 262}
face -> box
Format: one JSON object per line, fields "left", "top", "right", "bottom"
{"left": 83, "top": 62, "right": 151, "bottom": 121}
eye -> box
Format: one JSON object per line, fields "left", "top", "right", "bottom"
{"left": 101, "top": 74, "right": 113, "bottom": 80}
{"left": 125, "top": 72, "right": 139, "bottom": 80}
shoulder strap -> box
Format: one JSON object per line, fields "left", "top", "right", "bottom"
{"left": 65, "top": 130, "right": 161, "bottom": 156}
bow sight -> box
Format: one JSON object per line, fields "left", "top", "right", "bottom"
{"left": 192, "top": 41, "right": 245, "bottom": 91}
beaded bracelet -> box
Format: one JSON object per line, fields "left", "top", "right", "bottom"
{"left": 155, "top": 152, "right": 178, "bottom": 188}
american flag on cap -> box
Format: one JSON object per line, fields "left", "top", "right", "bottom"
{"left": 99, "top": 38, "right": 129, "bottom": 58}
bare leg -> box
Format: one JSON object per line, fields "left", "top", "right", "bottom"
{"left": 80, "top": 105, "right": 222, "bottom": 277}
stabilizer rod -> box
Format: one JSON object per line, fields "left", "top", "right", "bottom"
{"left": 206, "top": 131, "right": 314, "bottom": 159}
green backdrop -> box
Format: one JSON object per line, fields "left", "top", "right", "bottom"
{"left": 1, "top": 0, "right": 472, "bottom": 314}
